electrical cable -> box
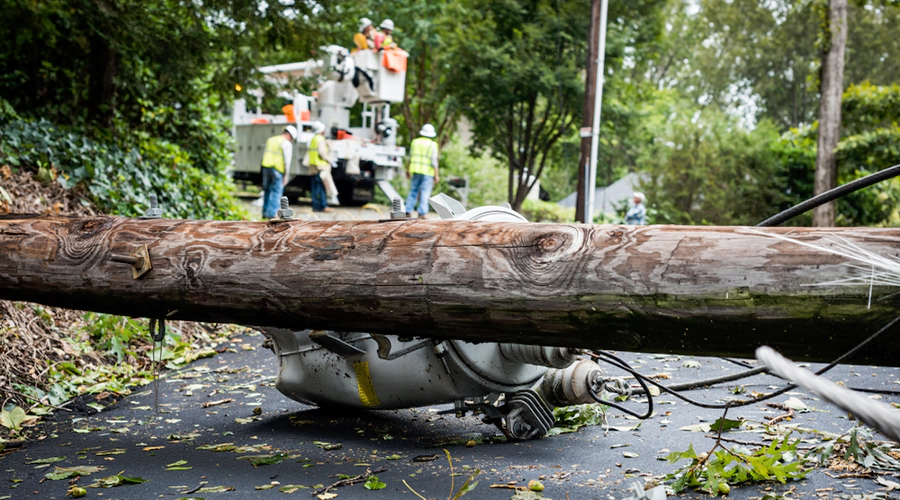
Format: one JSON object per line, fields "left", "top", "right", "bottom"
{"left": 757, "top": 162, "right": 900, "bottom": 227}
{"left": 589, "top": 314, "right": 900, "bottom": 416}
{"left": 629, "top": 365, "right": 770, "bottom": 396}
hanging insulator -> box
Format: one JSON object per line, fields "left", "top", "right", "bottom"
{"left": 499, "top": 344, "right": 579, "bottom": 369}
{"left": 538, "top": 359, "right": 604, "bottom": 407}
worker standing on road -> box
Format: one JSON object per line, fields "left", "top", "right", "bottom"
{"left": 405, "top": 124, "right": 440, "bottom": 219}
{"left": 374, "top": 19, "right": 397, "bottom": 50}
{"left": 354, "top": 18, "right": 375, "bottom": 51}
{"left": 260, "top": 125, "right": 298, "bottom": 219}
{"left": 308, "top": 122, "right": 334, "bottom": 213}
{"left": 625, "top": 191, "right": 648, "bottom": 225}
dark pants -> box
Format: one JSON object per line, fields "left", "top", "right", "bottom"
{"left": 310, "top": 173, "right": 327, "bottom": 211}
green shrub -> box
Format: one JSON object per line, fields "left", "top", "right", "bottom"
{"left": 521, "top": 198, "right": 575, "bottom": 223}
{"left": 0, "top": 111, "right": 247, "bottom": 220}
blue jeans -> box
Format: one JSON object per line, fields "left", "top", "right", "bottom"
{"left": 310, "top": 173, "right": 327, "bottom": 211}
{"left": 261, "top": 167, "right": 284, "bottom": 219}
{"left": 405, "top": 173, "right": 434, "bottom": 216}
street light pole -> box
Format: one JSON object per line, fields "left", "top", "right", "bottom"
{"left": 584, "top": 0, "right": 609, "bottom": 223}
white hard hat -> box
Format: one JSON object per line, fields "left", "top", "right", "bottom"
{"left": 419, "top": 123, "right": 436, "bottom": 138}
{"left": 380, "top": 19, "right": 394, "bottom": 31}
{"left": 359, "top": 17, "right": 372, "bottom": 32}
{"left": 312, "top": 121, "right": 326, "bottom": 134}
{"left": 633, "top": 191, "right": 646, "bottom": 203}
{"left": 284, "top": 125, "right": 298, "bottom": 140}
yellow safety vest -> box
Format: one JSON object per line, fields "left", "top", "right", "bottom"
{"left": 308, "top": 134, "right": 330, "bottom": 168}
{"left": 408, "top": 137, "right": 437, "bottom": 177}
{"left": 261, "top": 135, "right": 287, "bottom": 174}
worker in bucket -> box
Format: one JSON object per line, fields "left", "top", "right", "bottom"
{"left": 625, "top": 191, "right": 648, "bottom": 225}
{"left": 260, "top": 125, "right": 298, "bottom": 219}
{"left": 307, "top": 122, "right": 335, "bottom": 212}
{"left": 374, "top": 19, "right": 397, "bottom": 50}
{"left": 405, "top": 124, "right": 440, "bottom": 219}
{"left": 354, "top": 18, "right": 375, "bottom": 51}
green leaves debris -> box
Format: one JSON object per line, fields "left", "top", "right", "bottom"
{"left": 665, "top": 432, "right": 808, "bottom": 495}
{"left": 314, "top": 441, "right": 342, "bottom": 451}
{"left": 547, "top": 404, "right": 607, "bottom": 436}
{"left": 364, "top": 475, "right": 386, "bottom": 490}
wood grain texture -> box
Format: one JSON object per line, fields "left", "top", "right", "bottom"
{"left": 2, "top": 214, "right": 899, "bottom": 365}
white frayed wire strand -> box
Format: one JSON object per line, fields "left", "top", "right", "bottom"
{"left": 746, "top": 229, "right": 900, "bottom": 291}
{"left": 756, "top": 346, "right": 900, "bottom": 443}
{"left": 869, "top": 263, "right": 875, "bottom": 310}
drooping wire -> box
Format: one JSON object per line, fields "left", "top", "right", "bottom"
{"left": 757, "top": 162, "right": 900, "bottom": 227}
{"left": 588, "top": 314, "right": 900, "bottom": 416}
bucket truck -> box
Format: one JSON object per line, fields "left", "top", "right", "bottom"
{"left": 231, "top": 45, "right": 408, "bottom": 205}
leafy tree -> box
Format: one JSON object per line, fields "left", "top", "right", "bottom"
{"left": 442, "top": 0, "right": 590, "bottom": 210}
{"left": 641, "top": 105, "right": 785, "bottom": 225}
{"left": 769, "top": 82, "right": 900, "bottom": 226}
{"left": 0, "top": 0, "right": 359, "bottom": 173}
{"left": 362, "top": 0, "right": 460, "bottom": 147}
{"left": 657, "top": 0, "right": 900, "bottom": 130}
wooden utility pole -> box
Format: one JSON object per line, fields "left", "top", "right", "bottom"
{"left": 813, "top": 0, "right": 848, "bottom": 227}
{"left": 575, "top": 0, "right": 601, "bottom": 223}
{"left": 2, "top": 215, "right": 900, "bottom": 366}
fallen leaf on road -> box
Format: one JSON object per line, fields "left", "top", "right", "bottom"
{"left": 45, "top": 466, "right": 105, "bottom": 480}
{"left": 201, "top": 398, "right": 234, "bottom": 408}
{"left": 86, "top": 474, "right": 147, "bottom": 488}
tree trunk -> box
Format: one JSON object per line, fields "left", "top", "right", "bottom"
{"left": 2, "top": 215, "right": 900, "bottom": 366}
{"left": 812, "top": 0, "right": 848, "bottom": 227}
{"left": 575, "top": 0, "right": 601, "bottom": 223}
{"left": 87, "top": 32, "right": 117, "bottom": 126}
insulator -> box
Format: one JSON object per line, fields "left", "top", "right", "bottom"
{"left": 499, "top": 344, "right": 579, "bottom": 369}
{"left": 538, "top": 359, "right": 604, "bottom": 407}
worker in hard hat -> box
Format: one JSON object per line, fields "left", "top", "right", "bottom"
{"left": 405, "top": 124, "right": 440, "bottom": 219}
{"left": 307, "top": 122, "right": 334, "bottom": 212}
{"left": 625, "top": 191, "right": 648, "bottom": 225}
{"left": 260, "top": 125, "right": 298, "bottom": 219}
{"left": 354, "top": 18, "right": 375, "bottom": 51}
{"left": 374, "top": 19, "right": 397, "bottom": 51}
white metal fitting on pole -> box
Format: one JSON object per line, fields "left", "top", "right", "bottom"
{"left": 585, "top": 0, "right": 609, "bottom": 223}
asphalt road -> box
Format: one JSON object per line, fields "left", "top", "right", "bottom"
{"left": 2, "top": 329, "right": 899, "bottom": 500}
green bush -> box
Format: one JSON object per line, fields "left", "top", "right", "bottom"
{"left": 0, "top": 110, "right": 247, "bottom": 220}
{"left": 521, "top": 198, "right": 575, "bottom": 223}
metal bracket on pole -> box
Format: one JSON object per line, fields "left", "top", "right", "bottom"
{"left": 109, "top": 244, "right": 152, "bottom": 279}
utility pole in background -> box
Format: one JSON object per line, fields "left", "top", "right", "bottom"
{"left": 576, "top": 0, "right": 608, "bottom": 223}
{"left": 575, "top": 0, "right": 601, "bottom": 223}
{"left": 813, "top": 0, "right": 848, "bottom": 227}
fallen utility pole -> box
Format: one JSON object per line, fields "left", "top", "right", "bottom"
{"left": 1, "top": 214, "right": 899, "bottom": 366}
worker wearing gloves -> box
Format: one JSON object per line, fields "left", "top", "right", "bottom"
{"left": 260, "top": 125, "right": 298, "bottom": 219}
{"left": 374, "top": 19, "right": 397, "bottom": 50}
{"left": 405, "top": 124, "right": 439, "bottom": 219}
{"left": 354, "top": 18, "right": 375, "bottom": 51}
{"left": 307, "top": 122, "right": 334, "bottom": 212}
{"left": 625, "top": 191, "right": 648, "bottom": 225}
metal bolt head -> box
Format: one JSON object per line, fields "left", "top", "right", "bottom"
{"left": 390, "top": 197, "right": 406, "bottom": 219}
{"left": 140, "top": 193, "right": 163, "bottom": 219}
{"left": 275, "top": 196, "right": 295, "bottom": 220}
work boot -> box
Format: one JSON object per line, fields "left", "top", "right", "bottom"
{"left": 418, "top": 213, "right": 427, "bottom": 219}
